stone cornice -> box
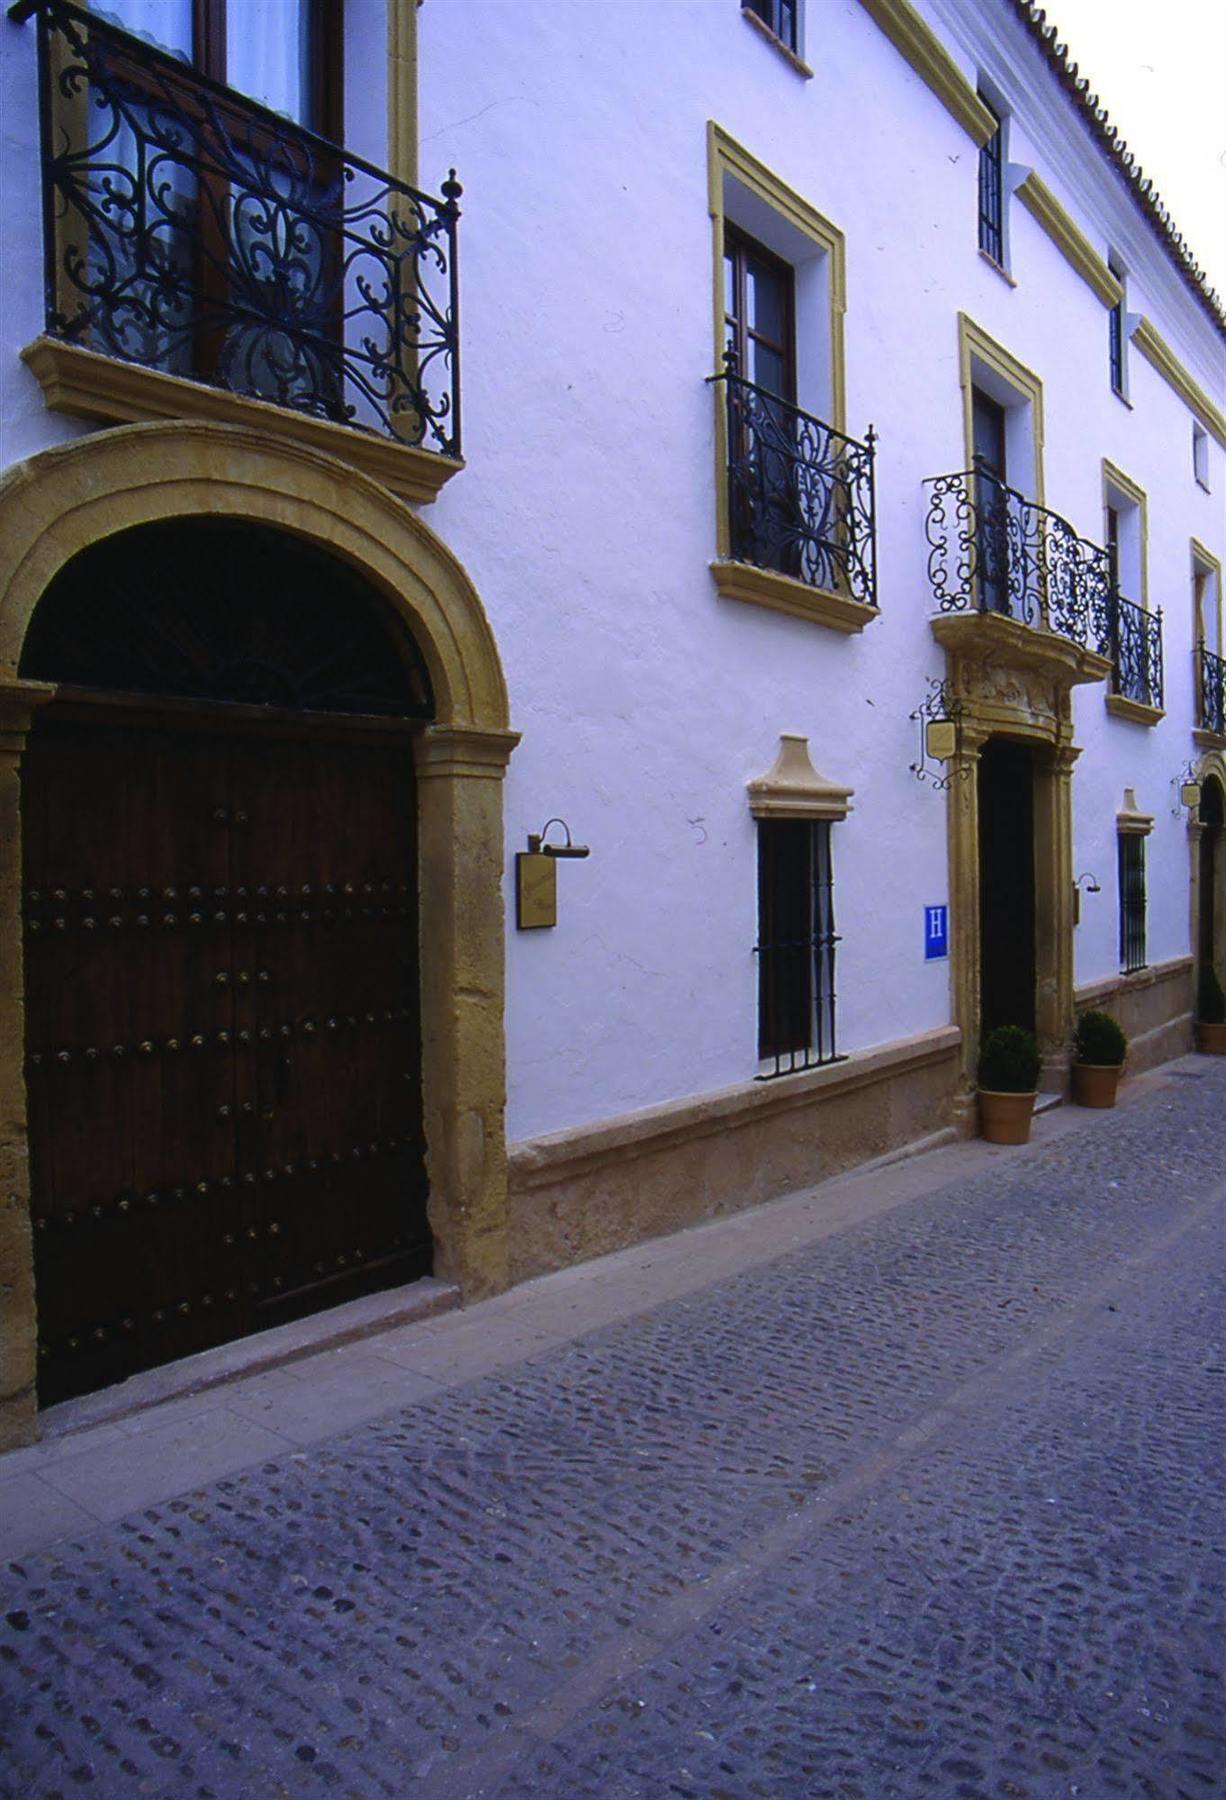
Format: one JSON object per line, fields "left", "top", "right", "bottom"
{"left": 856, "top": 0, "right": 996, "bottom": 144}
{"left": 930, "top": 610, "right": 1111, "bottom": 691}
{"left": 1131, "top": 319, "right": 1226, "bottom": 448}
{"left": 710, "top": 562, "right": 879, "bottom": 633}
{"left": 747, "top": 735, "right": 854, "bottom": 821}
{"left": 20, "top": 337, "right": 465, "bottom": 505}
{"left": 1015, "top": 172, "right": 1122, "bottom": 308}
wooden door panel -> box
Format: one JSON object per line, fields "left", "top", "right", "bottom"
{"left": 227, "top": 736, "right": 429, "bottom": 1315}
{"left": 24, "top": 724, "right": 240, "bottom": 1398}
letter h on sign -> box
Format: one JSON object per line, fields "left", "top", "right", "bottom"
{"left": 925, "top": 903, "right": 949, "bottom": 960}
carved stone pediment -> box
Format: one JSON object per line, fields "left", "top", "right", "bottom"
{"left": 931, "top": 612, "right": 1109, "bottom": 743}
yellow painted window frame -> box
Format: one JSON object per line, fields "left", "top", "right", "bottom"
{"left": 707, "top": 123, "right": 848, "bottom": 569}
{"left": 1192, "top": 538, "right": 1224, "bottom": 650}
{"left": 388, "top": 0, "right": 420, "bottom": 189}
{"left": 1101, "top": 459, "right": 1149, "bottom": 609}
{"left": 957, "top": 313, "right": 1045, "bottom": 504}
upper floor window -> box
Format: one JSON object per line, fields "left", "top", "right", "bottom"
{"left": 100, "top": 0, "right": 340, "bottom": 134}
{"left": 1107, "top": 253, "right": 1128, "bottom": 399}
{"left": 724, "top": 227, "right": 796, "bottom": 403}
{"left": 977, "top": 94, "right": 1005, "bottom": 266}
{"left": 742, "top": 0, "right": 800, "bottom": 55}
{"left": 1193, "top": 422, "right": 1211, "bottom": 489}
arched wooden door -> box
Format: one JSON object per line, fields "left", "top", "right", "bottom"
{"left": 20, "top": 520, "right": 436, "bottom": 1404}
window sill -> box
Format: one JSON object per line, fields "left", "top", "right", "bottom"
{"left": 740, "top": 6, "right": 814, "bottom": 77}
{"left": 1110, "top": 385, "right": 1134, "bottom": 411}
{"left": 20, "top": 336, "right": 463, "bottom": 507}
{"left": 978, "top": 248, "right": 1017, "bottom": 288}
{"left": 711, "top": 560, "right": 879, "bottom": 633}
{"left": 1193, "top": 726, "right": 1226, "bottom": 751}
{"left": 1105, "top": 694, "right": 1163, "bottom": 727}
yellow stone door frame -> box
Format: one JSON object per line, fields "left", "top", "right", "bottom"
{"left": 0, "top": 419, "right": 517, "bottom": 1448}
{"left": 932, "top": 613, "right": 1110, "bottom": 1112}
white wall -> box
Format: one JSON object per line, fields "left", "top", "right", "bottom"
{"left": 1, "top": 1, "right": 1221, "bottom": 1143}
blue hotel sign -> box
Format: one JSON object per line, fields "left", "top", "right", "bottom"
{"left": 924, "top": 903, "right": 949, "bottom": 960}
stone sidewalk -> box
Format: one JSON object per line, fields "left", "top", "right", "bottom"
{"left": 1, "top": 1055, "right": 1223, "bottom": 1797}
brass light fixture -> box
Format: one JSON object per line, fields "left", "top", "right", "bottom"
{"left": 1072, "top": 871, "right": 1101, "bottom": 927}
{"left": 909, "top": 678, "right": 965, "bottom": 789}
{"left": 1172, "top": 762, "right": 1203, "bottom": 815}
{"left": 516, "top": 818, "right": 591, "bottom": 930}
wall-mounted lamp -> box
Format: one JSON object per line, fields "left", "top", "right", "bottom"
{"left": 909, "top": 678, "right": 966, "bottom": 790}
{"left": 516, "top": 818, "right": 591, "bottom": 929}
{"left": 1172, "top": 763, "right": 1202, "bottom": 816}
{"left": 1072, "top": 871, "right": 1101, "bottom": 927}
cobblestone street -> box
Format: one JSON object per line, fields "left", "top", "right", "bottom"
{"left": 2, "top": 1061, "right": 1224, "bottom": 1799}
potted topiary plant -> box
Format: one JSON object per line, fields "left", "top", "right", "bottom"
{"left": 1071, "top": 1009, "right": 1127, "bottom": 1107}
{"left": 1197, "top": 965, "right": 1226, "bottom": 1055}
{"left": 977, "top": 1025, "right": 1042, "bottom": 1144}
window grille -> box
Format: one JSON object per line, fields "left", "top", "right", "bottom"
{"left": 756, "top": 819, "right": 841, "bottom": 1077}
{"left": 1108, "top": 258, "right": 1126, "bottom": 396}
{"left": 977, "top": 100, "right": 1004, "bottom": 263}
{"left": 1118, "top": 833, "right": 1147, "bottom": 974}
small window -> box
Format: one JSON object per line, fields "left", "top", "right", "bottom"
{"left": 1193, "top": 422, "right": 1210, "bottom": 489}
{"left": 1108, "top": 254, "right": 1128, "bottom": 398}
{"left": 977, "top": 95, "right": 1005, "bottom": 265}
{"left": 742, "top": 0, "right": 799, "bottom": 54}
{"left": 756, "top": 818, "right": 840, "bottom": 1076}
{"left": 1118, "top": 832, "right": 1146, "bottom": 974}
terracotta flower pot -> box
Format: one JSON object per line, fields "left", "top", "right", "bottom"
{"left": 1071, "top": 1062, "right": 1121, "bottom": 1108}
{"left": 1197, "top": 1020, "right": 1226, "bottom": 1055}
{"left": 978, "top": 1088, "right": 1036, "bottom": 1145}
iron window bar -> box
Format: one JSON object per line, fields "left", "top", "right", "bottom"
{"left": 14, "top": 0, "right": 461, "bottom": 455}
{"left": 1117, "top": 832, "right": 1147, "bottom": 974}
{"left": 1108, "top": 293, "right": 1125, "bottom": 395}
{"left": 1197, "top": 643, "right": 1226, "bottom": 737}
{"left": 1106, "top": 590, "right": 1164, "bottom": 709}
{"left": 977, "top": 100, "right": 1004, "bottom": 263}
{"left": 924, "top": 468, "right": 1112, "bottom": 654}
{"left": 712, "top": 357, "right": 878, "bottom": 610}
{"left": 755, "top": 819, "right": 844, "bottom": 1080}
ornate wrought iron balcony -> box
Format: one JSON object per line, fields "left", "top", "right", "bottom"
{"left": 1106, "top": 591, "right": 1164, "bottom": 711}
{"left": 18, "top": 0, "right": 460, "bottom": 455}
{"left": 714, "top": 362, "right": 878, "bottom": 610}
{"left": 1199, "top": 643, "right": 1226, "bottom": 736}
{"left": 925, "top": 469, "right": 1111, "bottom": 655}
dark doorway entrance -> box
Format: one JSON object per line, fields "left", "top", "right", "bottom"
{"left": 978, "top": 737, "right": 1036, "bottom": 1037}
{"left": 20, "top": 520, "right": 436, "bottom": 1405}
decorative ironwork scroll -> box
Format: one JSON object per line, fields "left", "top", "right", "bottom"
{"left": 1199, "top": 644, "right": 1226, "bottom": 737}
{"left": 23, "top": 0, "right": 461, "bottom": 453}
{"left": 714, "top": 360, "right": 878, "bottom": 610}
{"left": 924, "top": 469, "right": 1112, "bottom": 655}
{"left": 1106, "top": 592, "right": 1164, "bottom": 710}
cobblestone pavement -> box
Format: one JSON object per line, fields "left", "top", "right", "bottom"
{"left": 2, "top": 1064, "right": 1224, "bottom": 1799}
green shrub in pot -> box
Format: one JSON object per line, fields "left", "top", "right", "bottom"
{"left": 1072, "top": 1009, "right": 1127, "bottom": 1067}
{"left": 977, "top": 1025, "right": 1041, "bottom": 1094}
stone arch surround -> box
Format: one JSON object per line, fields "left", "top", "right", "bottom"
{"left": 0, "top": 420, "right": 518, "bottom": 1447}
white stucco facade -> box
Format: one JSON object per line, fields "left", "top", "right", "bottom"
{"left": 1, "top": 0, "right": 1223, "bottom": 1142}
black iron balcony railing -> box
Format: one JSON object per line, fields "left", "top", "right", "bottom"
{"left": 1199, "top": 643, "right": 1226, "bottom": 736}
{"left": 1106, "top": 591, "right": 1164, "bottom": 710}
{"left": 18, "top": 0, "right": 460, "bottom": 454}
{"left": 713, "top": 360, "right": 878, "bottom": 609}
{"left": 925, "top": 468, "right": 1111, "bottom": 654}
